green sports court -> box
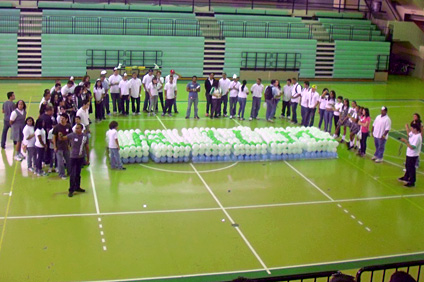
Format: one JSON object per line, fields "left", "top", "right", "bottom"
{"left": 1, "top": 1, "right": 424, "bottom": 282}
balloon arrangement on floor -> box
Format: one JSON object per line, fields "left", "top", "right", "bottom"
{"left": 114, "top": 126, "right": 339, "bottom": 164}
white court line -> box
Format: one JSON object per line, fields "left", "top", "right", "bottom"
{"left": 365, "top": 152, "right": 424, "bottom": 175}
{"left": 87, "top": 251, "right": 424, "bottom": 282}
{"left": 138, "top": 162, "right": 239, "bottom": 174}
{"left": 155, "top": 115, "right": 168, "bottom": 129}
{"left": 112, "top": 117, "right": 188, "bottom": 122}
{"left": 190, "top": 163, "right": 271, "bottom": 275}
{"left": 232, "top": 119, "right": 242, "bottom": 126}
{"left": 89, "top": 166, "right": 100, "bottom": 214}
{"left": 284, "top": 161, "right": 334, "bottom": 201}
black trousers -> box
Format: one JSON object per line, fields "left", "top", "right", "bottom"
{"left": 205, "top": 93, "right": 212, "bottom": 114}
{"left": 95, "top": 101, "right": 104, "bottom": 120}
{"left": 131, "top": 97, "right": 140, "bottom": 114}
{"left": 220, "top": 95, "right": 228, "bottom": 115}
{"left": 143, "top": 91, "right": 150, "bottom": 111}
{"left": 282, "top": 101, "right": 291, "bottom": 116}
{"left": 69, "top": 157, "right": 84, "bottom": 193}
{"left": 163, "top": 99, "right": 175, "bottom": 114}
{"left": 211, "top": 98, "right": 221, "bottom": 117}
{"left": 121, "top": 95, "right": 130, "bottom": 115}
{"left": 404, "top": 156, "right": 418, "bottom": 184}
{"left": 157, "top": 92, "right": 165, "bottom": 112}
{"left": 103, "top": 93, "right": 110, "bottom": 114}
{"left": 334, "top": 115, "right": 340, "bottom": 130}
{"left": 360, "top": 132, "right": 369, "bottom": 154}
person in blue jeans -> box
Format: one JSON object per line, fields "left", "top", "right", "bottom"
{"left": 371, "top": 106, "right": 391, "bottom": 163}
{"left": 185, "top": 76, "right": 200, "bottom": 119}
{"left": 237, "top": 80, "right": 249, "bottom": 120}
{"left": 265, "top": 80, "right": 280, "bottom": 122}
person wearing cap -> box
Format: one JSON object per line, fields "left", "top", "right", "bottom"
{"left": 185, "top": 75, "right": 200, "bottom": 119}
{"left": 61, "top": 80, "right": 75, "bottom": 98}
{"left": 290, "top": 77, "right": 302, "bottom": 124}
{"left": 162, "top": 75, "right": 177, "bottom": 117}
{"left": 119, "top": 73, "right": 130, "bottom": 116}
{"left": 305, "top": 85, "right": 319, "bottom": 127}
{"left": 142, "top": 69, "right": 154, "bottom": 113}
{"left": 129, "top": 72, "right": 142, "bottom": 115}
{"left": 219, "top": 73, "right": 231, "bottom": 117}
{"left": 52, "top": 113, "right": 72, "bottom": 179}
{"left": 300, "top": 81, "right": 311, "bottom": 126}
{"left": 100, "top": 70, "right": 110, "bottom": 116}
{"left": 165, "top": 69, "right": 181, "bottom": 113}
{"left": 155, "top": 70, "right": 165, "bottom": 112}
{"left": 108, "top": 68, "right": 122, "bottom": 115}
{"left": 249, "top": 78, "right": 264, "bottom": 121}
{"left": 371, "top": 106, "right": 391, "bottom": 163}
{"left": 228, "top": 74, "right": 240, "bottom": 119}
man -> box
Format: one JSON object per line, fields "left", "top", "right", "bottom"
{"left": 162, "top": 76, "right": 177, "bottom": 117}
{"left": 270, "top": 81, "right": 281, "bottom": 119}
{"left": 108, "top": 67, "right": 122, "bottom": 115}
{"left": 249, "top": 78, "right": 264, "bottom": 121}
{"left": 1, "top": 91, "right": 15, "bottom": 149}
{"left": 51, "top": 83, "right": 62, "bottom": 103}
{"left": 40, "top": 106, "right": 56, "bottom": 166}
{"left": 165, "top": 69, "right": 181, "bottom": 113}
{"left": 58, "top": 124, "right": 89, "bottom": 198}
{"left": 204, "top": 73, "right": 215, "bottom": 117}
{"left": 372, "top": 106, "right": 391, "bottom": 163}
{"left": 265, "top": 80, "right": 279, "bottom": 123}
{"left": 50, "top": 79, "right": 61, "bottom": 94}
{"left": 53, "top": 113, "right": 72, "bottom": 179}
{"left": 76, "top": 100, "right": 91, "bottom": 134}
{"left": 306, "top": 85, "right": 319, "bottom": 127}
{"left": 218, "top": 72, "right": 231, "bottom": 117}
{"left": 210, "top": 79, "right": 221, "bottom": 119}
{"left": 100, "top": 70, "right": 110, "bottom": 116}
{"left": 39, "top": 90, "right": 52, "bottom": 115}
{"left": 61, "top": 80, "right": 75, "bottom": 98}
{"left": 142, "top": 69, "right": 154, "bottom": 113}
{"left": 119, "top": 73, "right": 130, "bottom": 116}
{"left": 185, "top": 76, "right": 200, "bottom": 119}
{"left": 155, "top": 70, "right": 165, "bottom": 112}
{"left": 229, "top": 74, "right": 240, "bottom": 119}
{"left": 281, "top": 79, "right": 292, "bottom": 119}
{"left": 129, "top": 72, "right": 142, "bottom": 115}
{"left": 300, "top": 81, "right": 311, "bottom": 126}
{"left": 290, "top": 78, "right": 302, "bottom": 124}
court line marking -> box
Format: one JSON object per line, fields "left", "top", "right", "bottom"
{"left": 89, "top": 166, "right": 100, "bottom": 215}
{"left": 190, "top": 163, "right": 271, "bottom": 275}
{"left": 86, "top": 251, "right": 424, "bottom": 282}
{"left": 155, "top": 115, "right": 168, "bottom": 129}
{"left": 138, "top": 162, "right": 239, "bottom": 174}
{"left": 365, "top": 152, "right": 424, "bottom": 175}
{"left": 232, "top": 118, "right": 243, "bottom": 126}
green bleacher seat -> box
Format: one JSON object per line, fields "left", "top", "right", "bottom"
{"left": 129, "top": 4, "right": 162, "bottom": 11}
{"left": 38, "top": 2, "right": 72, "bottom": 9}
{"left": 70, "top": 3, "right": 105, "bottom": 10}
{"left": 0, "top": 2, "right": 13, "bottom": 8}
{"left": 0, "top": 34, "right": 17, "bottom": 76}
{"left": 315, "top": 11, "right": 364, "bottom": 19}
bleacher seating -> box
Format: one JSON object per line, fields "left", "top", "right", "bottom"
{"left": 213, "top": 7, "right": 290, "bottom": 16}
{"left": 333, "top": 41, "right": 390, "bottom": 78}
{"left": 0, "top": 33, "right": 17, "bottom": 76}
{"left": 0, "top": 8, "right": 19, "bottom": 33}
{"left": 319, "top": 18, "right": 386, "bottom": 42}
{"left": 315, "top": 11, "right": 364, "bottom": 19}
{"left": 224, "top": 38, "right": 317, "bottom": 78}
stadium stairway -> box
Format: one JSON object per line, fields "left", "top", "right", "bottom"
{"left": 315, "top": 42, "right": 335, "bottom": 78}
{"left": 18, "top": 7, "right": 42, "bottom": 77}
{"left": 302, "top": 19, "right": 330, "bottom": 41}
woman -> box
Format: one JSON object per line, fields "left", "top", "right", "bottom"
{"left": 406, "top": 113, "right": 423, "bottom": 168}
{"left": 333, "top": 98, "right": 349, "bottom": 141}
{"left": 324, "top": 90, "right": 335, "bottom": 133}
{"left": 156, "top": 70, "right": 165, "bottom": 113}
{"left": 399, "top": 123, "right": 422, "bottom": 187}
{"left": 347, "top": 102, "right": 360, "bottom": 150}
{"left": 318, "top": 88, "right": 329, "bottom": 130}
{"left": 22, "top": 117, "right": 36, "bottom": 172}
{"left": 93, "top": 79, "right": 105, "bottom": 121}
{"left": 237, "top": 80, "right": 249, "bottom": 120}
{"left": 358, "top": 108, "right": 371, "bottom": 157}
{"left": 10, "top": 100, "right": 27, "bottom": 161}
{"left": 34, "top": 118, "right": 47, "bottom": 176}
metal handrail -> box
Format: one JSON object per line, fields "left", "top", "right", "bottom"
{"left": 241, "top": 51, "right": 301, "bottom": 71}
{"left": 356, "top": 260, "right": 424, "bottom": 282}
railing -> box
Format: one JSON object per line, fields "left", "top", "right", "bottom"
{"left": 241, "top": 52, "right": 301, "bottom": 71}
{"left": 42, "top": 16, "right": 201, "bottom": 36}
{"left": 356, "top": 260, "right": 424, "bottom": 282}
{"left": 223, "top": 270, "right": 337, "bottom": 282}
{"left": 0, "top": 15, "right": 19, "bottom": 34}
{"left": 376, "top": 55, "right": 389, "bottom": 71}
{"left": 19, "top": 16, "right": 42, "bottom": 36}
{"left": 86, "top": 49, "right": 163, "bottom": 68}
{"left": 326, "top": 24, "right": 382, "bottom": 41}
{"left": 219, "top": 21, "right": 311, "bottom": 39}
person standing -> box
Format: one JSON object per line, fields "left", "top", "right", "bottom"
{"left": 318, "top": 88, "right": 329, "bottom": 129}
{"left": 229, "top": 74, "right": 240, "bottom": 119}
{"left": 270, "top": 81, "right": 282, "bottom": 119}
{"left": 10, "top": 100, "right": 27, "bottom": 161}
{"left": 237, "top": 80, "right": 249, "bottom": 120}
{"left": 323, "top": 91, "right": 336, "bottom": 133}
{"left": 129, "top": 72, "right": 142, "bottom": 115}
{"left": 142, "top": 69, "right": 154, "bottom": 113}
{"left": 61, "top": 80, "right": 75, "bottom": 98}
{"left": 2, "top": 91, "right": 15, "bottom": 149}
{"left": 219, "top": 73, "right": 231, "bottom": 117}
{"left": 40, "top": 106, "right": 56, "bottom": 166}
{"left": 162, "top": 76, "right": 177, "bottom": 117}
{"left": 155, "top": 70, "right": 165, "bottom": 113}
{"left": 58, "top": 124, "right": 89, "bottom": 197}
{"left": 399, "top": 123, "right": 422, "bottom": 187}
{"left": 306, "top": 85, "right": 319, "bottom": 127}
{"left": 265, "top": 80, "right": 278, "bottom": 123}
{"left": 204, "top": 73, "right": 215, "bottom": 117}
{"left": 148, "top": 77, "right": 159, "bottom": 116}
{"left": 22, "top": 117, "right": 36, "bottom": 173}
{"left": 357, "top": 108, "right": 370, "bottom": 157}
{"left": 76, "top": 100, "right": 91, "bottom": 136}
{"left": 108, "top": 68, "right": 122, "bottom": 115}
{"left": 106, "top": 121, "right": 125, "bottom": 170}
{"left": 185, "top": 76, "right": 200, "bottom": 119}
{"left": 100, "top": 70, "right": 110, "bottom": 116}
{"left": 290, "top": 78, "right": 302, "bottom": 124}
{"left": 333, "top": 94, "right": 343, "bottom": 130}
{"left": 34, "top": 118, "right": 47, "bottom": 176}
{"left": 372, "top": 106, "right": 391, "bottom": 163}
{"left": 249, "top": 78, "right": 264, "bottom": 121}
{"left": 50, "top": 83, "right": 62, "bottom": 103}
{"left": 93, "top": 79, "right": 105, "bottom": 121}
{"left": 281, "top": 79, "right": 292, "bottom": 119}
{"left": 210, "top": 79, "right": 221, "bottom": 119}
{"left": 39, "top": 89, "right": 52, "bottom": 116}
{"left": 165, "top": 69, "right": 181, "bottom": 113}
{"left": 53, "top": 113, "right": 72, "bottom": 179}
{"left": 50, "top": 79, "right": 61, "bottom": 94}
{"left": 119, "top": 73, "right": 130, "bottom": 116}
{"left": 300, "top": 81, "right": 311, "bottom": 126}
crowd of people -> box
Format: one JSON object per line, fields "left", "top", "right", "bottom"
{"left": 1, "top": 69, "right": 422, "bottom": 193}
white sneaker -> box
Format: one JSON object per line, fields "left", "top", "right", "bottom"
{"left": 287, "top": 116, "right": 291, "bottom": 119}
{"left": 371, "top": 156, "right": 377, "bottom": 160}
{"left": 133, "top": 113, "right": 137, "bottom": 116}
{"left": 28, "top": 167, "right": 34, "bottom": 173}
{"left": 249, "top": 117, "right": 253, "bottom": 121}
{"left": 18, "top": 153, "right": 26, "bottom": 159}
{"left": 48, "top": 168, "right": 53, "bottom": 173}
{"left": 375, "top": 158, "right": 383, "bottom": 163}
{"left": 60, "top": 176, "right": 67, "bottom": 180}
{"left": 256, "top": 117, "right": 260, "bottom": 120}
{"left": 14, "top": 155, "right": 22, "bottom": 161}
{"left": 229, "top": 116, "right": 233, "bottom": 119}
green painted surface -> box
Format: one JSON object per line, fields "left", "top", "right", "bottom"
{"left": 0, "top": 34, "right": 17, "bottom": 77}
{"left": 0, "top": 76, "right": 423, "bottom": 281}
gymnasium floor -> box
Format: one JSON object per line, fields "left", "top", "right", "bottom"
{"left": 0, "top": 76, "right": 424, "bottom": 282}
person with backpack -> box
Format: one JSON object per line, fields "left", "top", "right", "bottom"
{"left": 265, "top": 80, "right": 279, "bottom": 123}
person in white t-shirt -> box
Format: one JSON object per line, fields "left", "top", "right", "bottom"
{"left": 165, "top": 69, "right": 181, "bottom": 113}
{"left": 148, "top": 77, "right": 159, "bottom": 116}
{"left": 300, "top": 81, "right": 311, "bottom": 126}
{"left": 324, "top": 91, "right": 336, "bottom": 133}
{"left": 50, "top": 79, "right": 61, "bottom": 94}
{"left": 129, "top": 72, "right": 142, "bottom": 115}
{"left": 305, "top": 85, "right": 320, "bottom": 127}
{"left": 34, "top": 118, "right": 47, "bottom": 176}
{"left": 237, "top": 80, "right": 249, "bottom": 120}
{"left": 249, "top": 78, "right": 264, "bottom": 121}
{"left": 229, "top": 75, "right": 240, "bottom": 119}
{"left": 22, "top": 117, "right": 36, "bottom": 172}
{"left": 318, "top": 88, "right": 329, "bottom": 130}
{"left": 76, "top": 100, "right": 90, "bottom": 134}
{"left": 162, "top": 76, "right": 177, "bottom": 117}
{"left": 119, "top": 73, "right": 130, "bottom": 116}
{"left": 399, "top": 123, "right": 422, "bottom": 187}
{"left": 290, "top": 77, "right": 302, "bottom": 124}
{"left": 281, "top": 79, "right": 292, "bottom": 119}
{"left": 219, "top": 73, "right": 231, "bottom": 117}
{"left": 61, "top": 80, "right": 74, "bottom": 98}
{"left": 371, "top": 106, "right": 391, "bottom": 163}
{"left": 155, "top": 70, "right": 165, "bottom": 112}
{"left": 333, "top": 95, "right": 343, "bottom": 131}
{"left": 93, "top": 79, "right": 105, "bottom": 121}
{"left": 106, "top": 121, "right": 125, "bottom": 170}
{"left": 108, "top": 68, "right": 122, "bottom": 115}
{"left": 142, "top": 69, "right": 154, "bottom": 113}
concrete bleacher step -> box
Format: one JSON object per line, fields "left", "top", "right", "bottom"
{"left": 315, "top": 42, "right": 335, "bottom": 78}
{"left": 203, "top": 37, "right": 226, "bottom": 77}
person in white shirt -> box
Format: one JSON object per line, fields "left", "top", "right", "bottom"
{"left": 237, "top": 80, "right": 249, "bottom": 120}
{"left": 165, "top": 69, "right": 181, "bottom": 113}
{"left": 108, "top": 68, "right": 122, "bottom": 115}
{"left": 162, "top": 76, "right": 177, "bottom": 117}
{"left": 270, "top": 81, "right": 282, "bottom": 119}
{"left": 22, "top": 117, "right": 36, "bottom": 172}
{"left": 76, "top": 100, "right": 90, "bottom": 133}
{"left": 50, "top": 79, "right": 61, "bottom": 94}
{"left": 249, "top": 78, "right": 264, "bottom": 121}
{"left": 399, "top": 123, "right": 422, "bottom": 187}
{"left": 61, "top": 80, "right": 74, "bottom": 98}
{"left": 333, "top": 95, "right": 343, "bottom": 130}
{"left": 324, "top": 91, "right": 336, "bottom": 133}
{"left": 204, "top": 73, "right": 216, "bottom": 117}
{"left": 318, "top": 88, "right": 329, "bottom": 130}
{"left": 219, "top": 73, "right": 231, "bottom": 117}
{"left": 148, "top": 77, "right": 159, "bottom": 116}
{"left": 93, "top": 79, "right": 105, "bottom": 121}
{"left": 229, "top": 75, "right": 240, "bottom": 119}
{"left": 306, "top": 85, "right": 320, "bottom": 127}
{"left": 371, "top": 106, "right": 391, "bottom": 163}
{"left": 300, "top": 81, "right": 311, "bottom": 126}
{"left": 142, "top": 69, "right": 154, "bottom": 113}
{"left": 128, "top": 72, "right": 142, "bottom": 115}
{"left": 119, "top": 73, "right": 130, "bottom": 116}
{"left": 281, "top": 79, "right": 292, "bottom": 119}
{"left": 72, "top": 116, "right": 86, "bottom": 134}
{"left": 290, "top": 77, "right": 302, "bottom": 124}
{"left": 34, "top": 118, "right": 47, "bottom": 176}
{"left": 155, "top": 70, "right": 165, "bottom": 112}
{"left": 100, "top": 70, "right": 110, "bottom": 116}
{"left": 106, "top": 121, "right": 125, "bottom": 170}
